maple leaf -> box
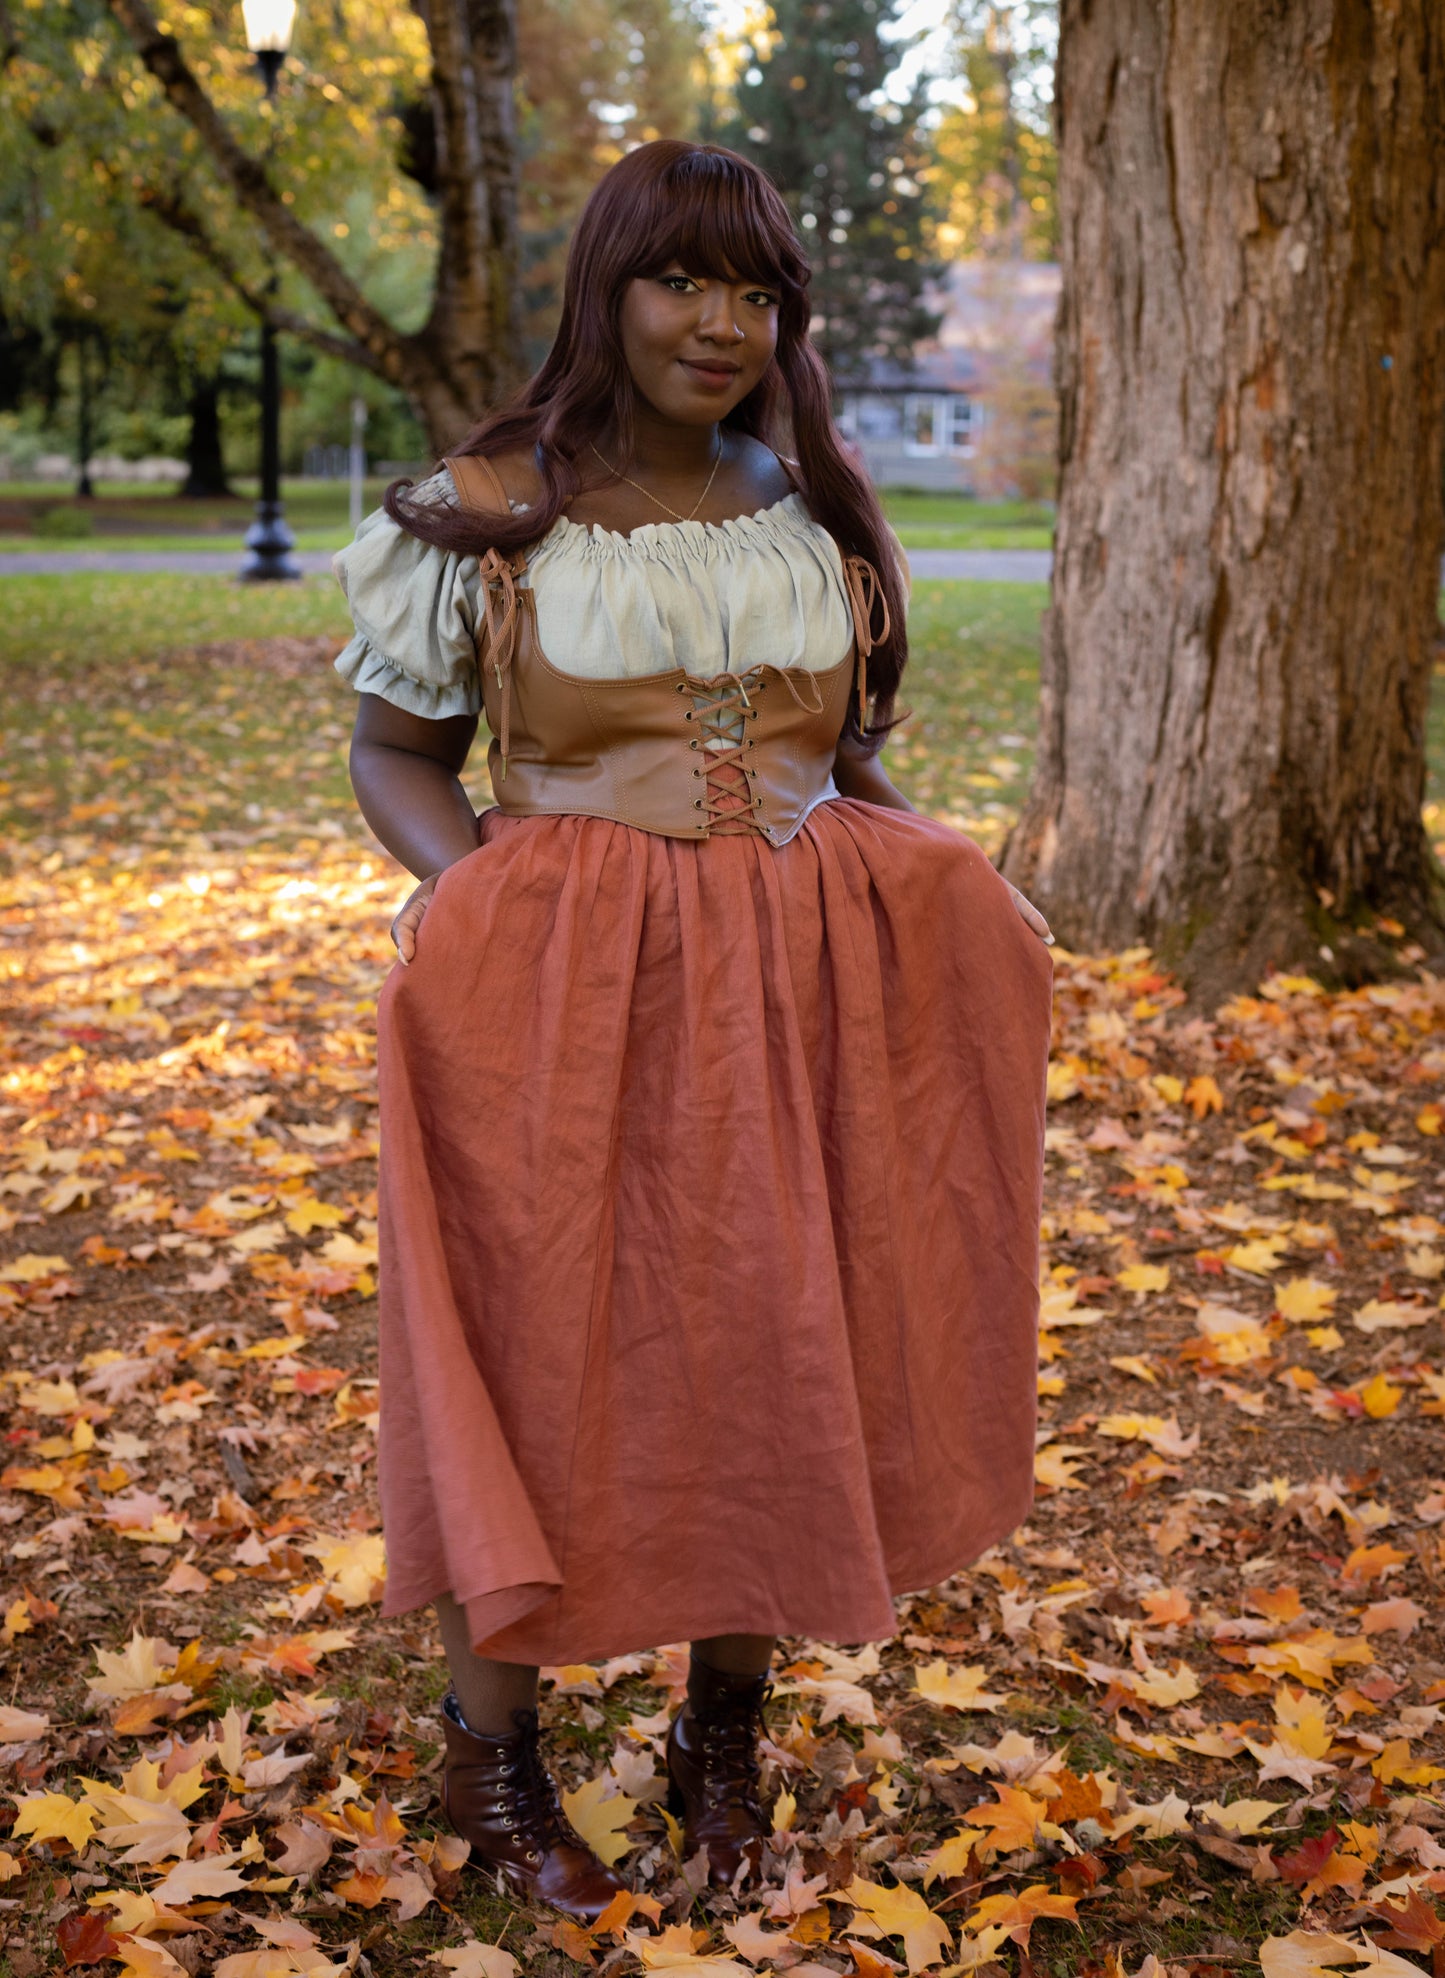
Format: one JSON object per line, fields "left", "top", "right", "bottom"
{"left": 1115, "top": 1262, "right": 1170, "bottom": 1295}
{"left": 1352, "top": 1299, "right": 1429, "bottom": 1333}
{"left": 774, "top": 1674, "right": 877, "bottom": 1725}
{"left": 0, "top": 1705, "right": 49, "bottom": 1740}
{"left": 1034, "top": 1443, "right": 1089, "bottom": 1490}
{"left": 1196, "top": 1798, "right": 1288, "bottom": 1836}
{"left": 433, "top": 1947, "right": 521, "bottom": 1978}
{"left": 11, "top": 1791, "right": 99, "bottom": 1852}
{"left": 1274, "top": 1829, "right": 1341, "bottom": 1887}
{"left": 622, "top": 1924, "right": 749, "bottom": 1977}
{"left": 838, "top": 1878, "right": 952, "bottom": 1976}
{"left": 1258, "top": 1932, "right": 1426, "bottom": 1977}
{"left": 150, "top": 1845, "right": 255, "bottom": 1903}
{"left": 305, "top": 1532, "right": 386, "bottom": 1608}
{"left": 560, "top": 1776, "right": 638, "bottom": 1867}
{"left": 1361, "top": 1596, "right": 1425, "bottom": 1637}
{"left": 961, "top": 1783, "right": 1055, "bottom": 1857}
{"left": 112, "top": 1939, "right": 192, "bottom": 1978}
{"left": 963, "top": 1884, "right": 1079, "bottom": 1947}
{"left": 1275, "top": 1277, "right": 1338, "bottom": 1321}
{"left": 913, "top": 1661, "right": 1005, "bottom": 1714}
{"left": 1367, "top": 1891, "right": 1445, "bottom": 1954}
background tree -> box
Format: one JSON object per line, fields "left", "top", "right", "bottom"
{"left": 721, "top": 0, "right": 938, "bottom": 380}
{"left": 3, "top": 0, "right": 701, "bottom": 457}
{"left": 1003, "top": 0, "right": 1445, "bottom": 999}
{"left": 931, "top": 0, "right": 1056, "bottom": 260}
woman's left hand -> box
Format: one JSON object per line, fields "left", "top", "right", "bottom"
{"left": 1006, "top": 882, "right": 1054, "bottom": 945}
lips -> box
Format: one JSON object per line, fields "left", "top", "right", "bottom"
{"left": 681, "top": 359, "right": 741, "bottom": 387}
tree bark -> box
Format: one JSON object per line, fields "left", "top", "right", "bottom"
{"left": 101, "top": 0, "right": 521, "bottom": 453}
{"left": 1003, "top": 0, "right": 1445, "bottom": 1002}
{"left": 180, "top": 371, "right": 232, "bottom": 498}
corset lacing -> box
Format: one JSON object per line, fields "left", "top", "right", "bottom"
{"left": 477, "top": 545, "right": 890, "bottom": 798}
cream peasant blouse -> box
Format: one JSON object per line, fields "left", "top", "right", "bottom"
{"left": 331, "top": 467, "right": 863, "bottom": 718}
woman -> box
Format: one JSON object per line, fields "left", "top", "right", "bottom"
{"left": 333, "top": 139, "right": 1053, "bottom": 1919}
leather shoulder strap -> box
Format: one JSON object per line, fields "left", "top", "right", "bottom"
{"left": 444, "top": 453, "right": 512, "bottom": 518}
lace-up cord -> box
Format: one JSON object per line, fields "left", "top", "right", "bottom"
{"left": 478, "top": 548, "right": 522, "bottom": 780}
{"left": 684, "top": 670, "right": 767, "bottom": 835}
{"left": 508, "top": 1712, "right": 579, "bottom": 1852}
{"left": 842, "top": 554, "right": 891, "bottom": 734}
{"left": 695, "top": 1683, "right": 770, "bottom": 1810}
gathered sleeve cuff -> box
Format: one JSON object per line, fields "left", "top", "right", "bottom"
{"left": 331, "top": 471, "right": 483, "bottom": 719}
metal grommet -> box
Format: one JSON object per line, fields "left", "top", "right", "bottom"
{"left": 692, "top": 768, "right": 700, "bottom": 778}
{"left": 684, "top": 711, "right": 693, "bottom": 721}
{"left": 693, "top": 798, "right": 704, "bottom": 809}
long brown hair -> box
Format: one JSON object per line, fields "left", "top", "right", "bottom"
{"left": 385, "top": 138, "right": 906, "bottom": 748}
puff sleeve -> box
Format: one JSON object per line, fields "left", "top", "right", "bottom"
{"left": 332, "top": 470, "right": 483, "bottom": 719}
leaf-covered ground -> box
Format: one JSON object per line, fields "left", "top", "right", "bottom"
{"left": 2, "top": 577, "right": 1445, "bottom": 1978}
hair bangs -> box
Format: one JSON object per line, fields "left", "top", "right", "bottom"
{"left": 627, "top": 151, "right": 804, "bottom": 297}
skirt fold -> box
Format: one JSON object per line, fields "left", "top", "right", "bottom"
{"left": 376, "top": 799, "right": 1052, "bottom": 1662}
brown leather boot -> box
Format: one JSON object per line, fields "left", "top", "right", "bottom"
{"left": 664, "top": 1661, "right": 771, "bottom": 1887}
{"left": 440, "top": 1694, "right": 626, "bottom": 1919}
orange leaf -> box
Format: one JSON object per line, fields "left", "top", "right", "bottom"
{"left": 965, "top": 1885, "right": 1079, "bottom": 1947}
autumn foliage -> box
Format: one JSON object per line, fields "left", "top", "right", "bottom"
{"left": 2, "top": 629, "right": 1445, "bottom": 1976}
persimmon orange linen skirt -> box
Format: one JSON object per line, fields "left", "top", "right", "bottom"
{"left": 375, "top": 797, "right": 1053, "bottom": 1664}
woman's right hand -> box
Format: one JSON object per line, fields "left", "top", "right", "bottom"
{"left": 390, "top": 873, "right": 441, "bottom": 964}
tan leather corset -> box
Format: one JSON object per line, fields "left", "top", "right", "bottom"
{"left": 445, "top": 454, "right": 890, "bottom": 846}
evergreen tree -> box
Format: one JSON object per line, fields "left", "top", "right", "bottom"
{"left": 720, "top": 0, "right": 938, "bottom": 381}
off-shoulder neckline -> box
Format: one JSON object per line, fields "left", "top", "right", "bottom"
{"left": 536, "top": 490, "right": 809, "bottom": 551}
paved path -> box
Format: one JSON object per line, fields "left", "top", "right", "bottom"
{"left": 0, "top": 549, "right": 339, "bottom": 577}
{"left": 1, "top": 547, "right": 1055, "bottom": 582}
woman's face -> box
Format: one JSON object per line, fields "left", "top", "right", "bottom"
{"left": 618, "top": 263, "right": 779, "bottom": 425}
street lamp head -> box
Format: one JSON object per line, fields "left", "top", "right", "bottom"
{"left": 242, "top": 0, "right": 296, "bottom": 53}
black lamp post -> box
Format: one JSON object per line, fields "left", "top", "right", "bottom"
{"left": 239, "top": 0, "right": 301, "bottom": 582}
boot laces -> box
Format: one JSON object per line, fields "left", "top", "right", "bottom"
{"left": 507, "top": 1710, "right": 578, "bottom": 1852}
{"left": 697, "top": 1681, "right": 770, "bottom": 1810}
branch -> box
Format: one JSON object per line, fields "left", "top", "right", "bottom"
{"left": 135, "top": 180, "right": 386, "bottom": 374}
{"left": 102, "top": 0, "right": 418, "bottom": 388}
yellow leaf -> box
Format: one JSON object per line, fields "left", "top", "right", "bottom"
{"left": 284, "top": 1196, "right": 347, "bottom": 1236}
{"left": 1109, "top": 1355, "right": 1158, "bottom": 1384}
{"left": 1275, "top": 1277, "right": 1337, "bottom": 1321}
{"left": 0, "top": 1253, "right": 69, "bottom": 1283}
{"left": 1197, "top": 1798, "right": 1287, "bottom": 1836}
{"left": 623, "top": 1924, "right": 747, "bottom": 1977}
{"left": 772, "top": 1788, "right": 797, "bottom": 1834}
{"left": 306, "top": 1533, "right": 386, "bottom": 1608}
{"left": 1353, "top": 1298, "right": 1430, "bottom": 1333}
{"left": 434, "top": 1947, "right": 521, "bottom": 1978}
{"left": 1372, "top": 1739, "right": 1445, "bottom": 1786}
{"left": 921, "top": 1829, "right": 978, "bottom": 1886}
{"left": 1227, "top": 1239, "right": 1288, "bottom": 1275}
{"left": 839, "top": 1876, "right": 952, "bottom": 1976}
{"left": 12, "top": 1791, "right": 99, "bottom": 1851}
{"left": 1358, "top": 1373, "right": 1402, "bottom": 1419}
{"left": 1273, "top": 1689, "right": 1332, "bottom": 1760}
{"left": 560, "top": 1776, "right": 637, "bottom": 1868}
{"left": 913, "top": 1660, "right": 1006, "bottom": 1714}
{"left": 1115, "top": 1262, "right": 1170, "bottom": 1295}
{"left": 1034, "top": 1444, "right": 1088, "bottom": 1491}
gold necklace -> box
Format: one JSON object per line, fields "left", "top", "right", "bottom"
{"left": 589, "top": 433, "right": 723, "bottom": 523}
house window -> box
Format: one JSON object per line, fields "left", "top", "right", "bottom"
{"left": 904, "top": 395, "right": 941, "bottom": 455}
{"left": 944, "top": 397, "right": 975, "bottom": 456}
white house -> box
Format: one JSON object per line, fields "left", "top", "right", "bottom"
{"left": 834, "top": 261, "right": 1061, "bottom": 494}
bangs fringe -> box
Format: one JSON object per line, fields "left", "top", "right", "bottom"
{"left": 628, "top": 152, "right": 805, "bottom": 294}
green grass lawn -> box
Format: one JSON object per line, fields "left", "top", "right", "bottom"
{"left": 0, "top": 480, "right": 1054, "bottom": 556}
{"left": 4, "top": 569, "right": 1440, "bottom": 872}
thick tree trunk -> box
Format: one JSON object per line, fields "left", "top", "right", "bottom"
{"left": 1003, "top": 0, "right": 1445, "bottom": 1002}
{"left": 180, "top": 373, "right": 232, "bottom": 498}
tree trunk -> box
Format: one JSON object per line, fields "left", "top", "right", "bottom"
{"left": 1003, "top": 0, "right": 1445, "bottom": 1003}
{"left": 180, "top": 372, "right": 232, "bottom": 498}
